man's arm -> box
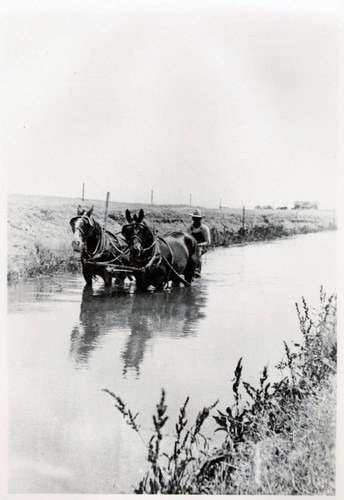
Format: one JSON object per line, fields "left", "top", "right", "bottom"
{"left": 199, "top": 225, "right": 211, "bottom": 248}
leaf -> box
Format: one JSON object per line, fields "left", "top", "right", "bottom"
{"left": 213, "top": 415, "right": 227, "bottom": 428}
{"left": 243, "top": 381, "right": 256, "bottom": 399}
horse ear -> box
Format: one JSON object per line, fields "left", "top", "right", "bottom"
{"left": 125, "top": 209, "right": 132, "bottom": 223}
{"left": 77, "top": 205, "right": 83, "bottom": 215}
{"left": 86, "top": 206, "right": 94, "bottom": 218}
{"left": 137, "top": 209, "right": 144, "bottom": 223}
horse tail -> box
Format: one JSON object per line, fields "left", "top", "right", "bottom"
{"left": 183, "top": 232, "right": 199, "bottom": 257}
{"left": 180, "top": 232, "right": 200, "bottom": 283}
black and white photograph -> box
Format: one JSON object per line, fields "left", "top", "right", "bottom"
{"left": 2, "top": 0, "right": 342, "bottom": 497}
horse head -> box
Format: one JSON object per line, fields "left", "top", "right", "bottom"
{"left": 122, "top": 209, "right": 155, "bottom": 260}
{"left": 70, "top": 205, "right": 95, "bottom": 253}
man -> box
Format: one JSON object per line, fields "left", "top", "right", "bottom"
{"left": 186, "top": 209, "right": 211, "bottom": 276}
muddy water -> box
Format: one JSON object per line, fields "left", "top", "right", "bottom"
{"left": 8, "top": 231, "right": 336, "bottom": 493}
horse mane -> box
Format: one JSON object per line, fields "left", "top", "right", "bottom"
{"left": 162, "top": 231, "right": 185, "bottom": 238}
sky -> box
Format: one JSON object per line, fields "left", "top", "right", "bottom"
{"left": 1, "top": 0, "right": 340, "bottom": 209}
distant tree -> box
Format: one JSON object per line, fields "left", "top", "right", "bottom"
{"left": 293, "top": 201, "right": 319, "bottom": 210}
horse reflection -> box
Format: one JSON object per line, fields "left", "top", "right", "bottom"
{"left": 123, "top": 286, "right": 207, "bottom": 376}
{"left": 70, "top": 285, "right": 207, "bottom": 375}
{"left": 70, "top": 286, "right": 133, "bottom": 364}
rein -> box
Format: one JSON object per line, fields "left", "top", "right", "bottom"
{"left": 75, "top": 216, "right": 128, "bottom": 261}
{"left": 133, "top": 232, "right": 192, "bottom": 286}
{"left": 158, "top": 236, "right": 192, "bottom": 286}
{"left": 104, "top": 230, "right": 130, "bottom": 262}
{"left": 123, "top": 218, "right": 193, "bottom": 286}
{"left": 160, "top": 255, "right": 191, "bottom": 287}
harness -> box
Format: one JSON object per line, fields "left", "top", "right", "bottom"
{"left": 123, "top": 221, "right": 192, "bottom": 286}
{"left": 72, "top": 215, "right": 193, "bottom": 286}
{"left": 158, "top": 237, "right": 191, "bottom": 286}
{"left": 125, "top": 223, "right": 157, "bottom": 264}
{"left": 74, "top": 215, "right": 128, "bottom": 262}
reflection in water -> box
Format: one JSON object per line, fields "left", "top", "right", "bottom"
{"left": 124, "top": 285, "right": 207, "bottom": 375}
{"left": 9, "top": 233, "right": 336, "bottom": 494}
{"left": 70, "top": 286, "right": 133, "bottom": 364}
{"left": 70, "top": 284, "right": 207, "bottom": 375}
{"left": 7, "top": 278, "right": 65, "bottom": 307}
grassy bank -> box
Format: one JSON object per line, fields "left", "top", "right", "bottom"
{"left": 104, "top": 290, "right": 337, "bottom": 494}
{"left": 8, "top": 193, "right": 336, "bottom": 282}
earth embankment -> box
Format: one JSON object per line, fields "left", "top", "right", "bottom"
{"left": 8, "top": 193, "right": 336, "bottom": 282}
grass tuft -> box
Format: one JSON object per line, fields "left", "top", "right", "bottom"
{"left": 104, "top": 289, "right": 337, "bottom": 494}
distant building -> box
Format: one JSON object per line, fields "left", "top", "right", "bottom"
{"left": 255, "top": 205, "right": 274, "bottom": 210}
{"left": 293, "top": 201, "right": 319, "bottom": 210}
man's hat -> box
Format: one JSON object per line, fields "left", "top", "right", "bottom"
{"left": 190, "top": 209, "right": 203, "bottom": 218}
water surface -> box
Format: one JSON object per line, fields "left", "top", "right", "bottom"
{"left": 8, "top": 232, "right": 336, "bottom": 493}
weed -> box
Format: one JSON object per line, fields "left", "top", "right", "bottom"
{"left": 8, "top": 241, "right": 81, "bottom": 282}
{"left": 104, "top": 290, "right": 336, "bottom": 494}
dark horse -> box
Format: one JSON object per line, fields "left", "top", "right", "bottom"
{"left": 121, "top": 209, "right": 200, "bottom": 291}
{"left": 70, "top": 205, "right": 128, "bottom": 286}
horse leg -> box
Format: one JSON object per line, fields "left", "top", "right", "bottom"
{"left": 183, "top": 271, "right": 193, "bottom": 284}
{"left": 135, "top": 273, "right": 147, "bottom": 292}
{"left": 194, "top": 258, "right": 202, "bottom": 278}
{"left": 101, "top": 269, "right": 112, "bottom": 287}
{"left": 150, "top": 267, "right": 167, "bottom": 291}
{"left": 82, "top": 261, "right": 93, "bottom": 286}
{"left": 154, "top": 277, "right": 165, "bottom": 291}
{"left": 169, "top": 269, "right": 181, "bottom": 287}
{"left": 115, "top": 273, "right": 125, "bottom": 287}
{"left": 184, "top": 256, "right": 198, "bottom": 284}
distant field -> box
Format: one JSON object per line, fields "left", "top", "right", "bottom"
{"left": 7, "top": 193, "right": 335, "bottom": 282}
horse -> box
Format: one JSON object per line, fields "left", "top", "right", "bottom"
{"left": 70, "top": 205, "right": 129, "bottom": 286}
{"left": 121, "top": 208, "right": 200, "bottom": 291}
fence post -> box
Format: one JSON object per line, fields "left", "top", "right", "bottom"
{"left": 82, "top": 182, "right": 85, "bottom": 202}
{"left": 104, "top": 192, "right": 110, "bottom": 230}
{"left": 242, "top": 204, "right": 246, "bottom": 235}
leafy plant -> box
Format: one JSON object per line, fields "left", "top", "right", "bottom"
{"left": 104, "top": 289, "right": 337, "bottom": 495}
